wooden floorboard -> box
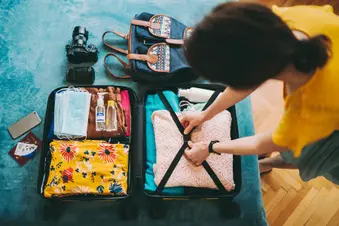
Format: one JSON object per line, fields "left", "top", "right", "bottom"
{"left": 266, "top": 188, "right": 287, "bottom": 213}
{"left": 282, "top": 187, "right": 319, "bottom": 226}
{"left": 267, "top": 188, "right": 297, "bottom": 225}
{"left": 293, "top": 187, "right": 328, "bottom": 226}
{"left": 328, "top": 208, "right": 339, "bottom": 226}
{"left": 250, "top": 80, "right": 339, "bottom": 226}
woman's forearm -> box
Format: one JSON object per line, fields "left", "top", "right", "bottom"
{"left": 203, "top": 86, "right": 256, "bottom": 121}
{"left": 213, "top": 132, "right": 284, "bottom": 155}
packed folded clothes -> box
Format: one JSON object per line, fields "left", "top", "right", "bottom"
{"left": 151, "top": 91, "right": 235, "bottom": 191}
{"left": 180, "top": 101, "right": 206, "bottom": 112}
{"left": 86, "top": 87, "right": 129, "bottom": 138}
{"left": 121, "top": 90, "right": 131, "bottom": 136}
{"left": 49, "top": 86, "right": 131, "bottom": 140}
{"left": 145, "top": 92, "right": 184, "bottom": 194}
{"left": 44, "top": 140, "right": 129, "bottom": 197}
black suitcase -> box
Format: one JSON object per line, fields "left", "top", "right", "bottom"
{"left": 37, "top": 85, "right": 139, "bottom": 220}
{"left": 37, "top": 84, "right": 242, "bottom": 220}
{"left": 135, "top": 84, "right": 242, "bottom": 219}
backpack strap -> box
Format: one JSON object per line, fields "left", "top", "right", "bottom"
{"left": 127, "top": 54, "right": 158, "bottom": 63}
{"left": 165, "top": 39, "right": 184, "bottom": 45}
{"left": 103, "top": 53, "right": 131, "bottom": 79}
{"left": 131, "top": 19, "right": 161, "bottom": 29}
{"left": 102, "top": 30, "right": 129, "bottom": 55}
{"left": 131, "top": 18, "right": 185, "bottom": 45}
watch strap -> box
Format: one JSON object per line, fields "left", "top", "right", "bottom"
{"left": 209, "top": 140, "right": 221, "bottom": 155}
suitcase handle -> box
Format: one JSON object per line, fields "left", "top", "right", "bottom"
{"left": 132, "top": 104, "right": 145, "bottom": 180}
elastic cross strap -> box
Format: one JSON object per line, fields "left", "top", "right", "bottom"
{"left": 202, "top": 90, "right": 220, "bottom": 111}
{"left": 155, "top": 144, "right": 188, "bottom": 193}
{"left": 199, "top": 89, "right": 226, "bottom": 191}
{"left": 155, "top": 90, "right": 226, "bottom": 193}
{"left": 157, "top": 92, "right": 185, "bottom": 134}
{"left": 202, "top": 161, "right": 225, "bottom": 190}
{"left": 156, "top": 92, "right": 189, "bottom": 193}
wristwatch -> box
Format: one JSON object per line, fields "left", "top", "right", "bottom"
{"left": 208, "top": 140, "right": 221, "bottom": 155}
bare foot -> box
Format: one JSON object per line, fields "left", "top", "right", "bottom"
{"left": 259, "top": 158, "right": 273, "bottom": 174}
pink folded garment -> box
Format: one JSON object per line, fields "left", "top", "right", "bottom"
{"left": 152, "top": 110, "right": 235, "bottom": 191}
{"left": 120, "top": 90, "right": 131, "bottom": 136}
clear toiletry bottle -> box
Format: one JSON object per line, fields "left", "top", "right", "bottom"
{"left": 106, "top": 100, "right": 117, "bottom": 132}
{"left": 95, "top": 94, "right": 106, "bottom": 131}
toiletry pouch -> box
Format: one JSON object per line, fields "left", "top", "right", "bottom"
{"left": 86, "top": 87, "right": 128, "bottom": 139}
{"left": 102, "top": 13, "right": 197, "bottom": 84}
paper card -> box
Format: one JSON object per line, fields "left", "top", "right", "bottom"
{"left": 14, "top": 142, "right": 38, "bottom": 156}
{"left": 8, "top": 132, "right": 42, "bottom": 166}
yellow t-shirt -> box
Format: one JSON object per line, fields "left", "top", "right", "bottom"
{"left": 272, "top": 5, "right": 339, "bottom": 157}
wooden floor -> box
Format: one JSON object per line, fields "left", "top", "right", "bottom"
{"left": 251, "top": 80, "right": 339, "bottom": 226}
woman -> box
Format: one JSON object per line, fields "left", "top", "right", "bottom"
{"left": 182, "top": 2, "right": 339, "bottom": 184}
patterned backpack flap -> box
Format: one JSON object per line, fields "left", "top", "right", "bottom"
{"left": 146, "top": 43, "right": 170, "bottom": 73}
{"left": 102, "top": 13, "right": 197, "bottom": 84}
{"left": 132, "top": 13, "right": 194, "bottom": 43}
{"left": 148, "top": 14, "right": 171, "bottom": 38}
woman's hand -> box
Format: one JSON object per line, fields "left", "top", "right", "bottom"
{"left": 185, "top": 141, "right": 210, "bottom": 166}
{"left": 180, "top": 111, "right": 206, "bottom": 134}
{"left": 179, "top": 86, "right": 256, "bottom": 135}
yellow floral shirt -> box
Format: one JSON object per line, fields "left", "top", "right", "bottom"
{"left": 44, "top": 140, "right": 129, "bottom": 197}
{"left": 272, "top": 5, "right": 339, "bottom": 157}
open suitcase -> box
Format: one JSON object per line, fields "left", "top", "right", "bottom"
{"left": 37, "top": 83, "right": 242, "bottom": 220}
{"left": 37, "top": 85, "right": 139, "bottom": 219}
{"left": 137, "top": 84, "right": 242, "bottom": 219}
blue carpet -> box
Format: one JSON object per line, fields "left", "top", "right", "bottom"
{"left": 0, "top": 0, "right": 267, "bottom": 225}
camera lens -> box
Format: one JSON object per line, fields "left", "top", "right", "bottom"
{"left": 72, "top": 26, "right": 89, "bottom": 46}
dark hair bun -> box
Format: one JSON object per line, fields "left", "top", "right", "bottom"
{"left": 293, "top": 35, "right": 331, "bottom": 73}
